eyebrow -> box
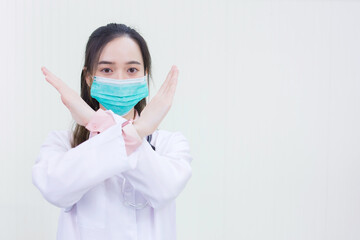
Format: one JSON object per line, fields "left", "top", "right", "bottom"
{"left": 98, "top": 60, "right": 142, "bottom": 65}
{"left": 98, "top": 60, "right": 114, "bottom": 65}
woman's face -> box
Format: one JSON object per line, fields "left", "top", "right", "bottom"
{"left": 86, "top": 36, "right": 145, "bottom": 117}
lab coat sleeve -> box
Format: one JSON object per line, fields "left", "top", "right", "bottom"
{"left": 32, "top": 122, "right": 133, "bottom": 210}
{"left": 121, "top": 131, "right": 193, "bottom": 209}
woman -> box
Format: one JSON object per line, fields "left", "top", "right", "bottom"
{"left": 32, "top": 23, "right": 193, "bottom": 240}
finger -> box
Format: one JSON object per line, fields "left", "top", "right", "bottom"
{"left": 44, "top": 75, "right": 64, "bottom": 93}
{"left": 164, "top": 66, "right": 178, "bottom": 94}
{"left": 158, "top": 66, "right": 173, "bottom": 93}
{"left": 41, "top": 66, "right": 55, "bottom": 78}
{"left": 41, "top": 66, "right": 48, "bottom": 76}
{"left": 42, "top": 67, "right": 61, "bottom": 84}
{"left": 169, "top": 67, "right": 179, "bottom": 94}
{"left": 158, "top": 65, "right": 175, "bottom": 93}
{"left": 42, "top": 66, "right": 66, "bottom": 92}
{"left": 165, "top": 77, "right": 178, "bottom": 105}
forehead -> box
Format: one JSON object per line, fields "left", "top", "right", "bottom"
{"left": 98, "top": 36, "right": 143, "bottom": 65}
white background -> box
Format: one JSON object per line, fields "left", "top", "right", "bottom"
{"left": 0, "top": 0, "right": 359, "bottom": 239}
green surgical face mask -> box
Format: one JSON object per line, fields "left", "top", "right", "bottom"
{"left": 90, "top": 75, "right": 148, "bottom": 116}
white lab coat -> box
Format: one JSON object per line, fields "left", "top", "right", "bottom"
{"left": 32, "top": 111, "right": 193, "bottom": 240}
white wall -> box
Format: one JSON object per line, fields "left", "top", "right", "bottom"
{"left": 1, "top": 0, "right": 359, "bottom": 239}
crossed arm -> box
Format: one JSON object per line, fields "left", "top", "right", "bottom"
{"left": 32, "top": 65, "right": 192, "bottom": 210}
{"left": 40, "top": 65, "right": 179, "bottom": 138}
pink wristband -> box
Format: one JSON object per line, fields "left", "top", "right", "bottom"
{"left": 85, "top": 108, "right": 116, "bottom": 135}
{"left": 122, "top": 121, "right": 143, "bottom": 155}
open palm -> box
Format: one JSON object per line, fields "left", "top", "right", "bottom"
{"left": 41, "top": 66, "right": 95, "bottom": 126}
{"left": 133, "top": 66, "right": 179, "bottom": 138}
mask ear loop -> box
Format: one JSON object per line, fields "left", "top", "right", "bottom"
{"left": 122, "top": 178, "right": 149, "bottom": 210}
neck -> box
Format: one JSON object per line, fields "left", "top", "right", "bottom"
{"left": 99, "top": 104, "right": 135, "bottom": 121}
{"left": 122, "top": 108, "right": 136, "bottom": 121}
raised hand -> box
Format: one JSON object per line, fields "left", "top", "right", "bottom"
{"left": 133, "top": 65, "right": 179, "bottom": 139}
{"left": 41, "top": 66, "right": 95, "bottom": 126}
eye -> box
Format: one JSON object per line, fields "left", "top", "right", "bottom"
{"left": 100, "top": 68, "right": 112, "bottom": 73}
{"left": 128, "top": 68, "right": 138, "bottom": 74}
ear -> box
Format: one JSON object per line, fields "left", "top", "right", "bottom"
{"left": 83, "top": 67, "right": 92, "bottom": 87}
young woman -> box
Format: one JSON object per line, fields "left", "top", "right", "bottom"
{"left": 32, "top": 23, "right": 193, "bottom": 240}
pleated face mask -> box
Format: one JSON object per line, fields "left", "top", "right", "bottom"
{"left": 90, "top": 75, "right": 149, "bottom": 116}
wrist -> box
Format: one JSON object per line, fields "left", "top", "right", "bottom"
{"left": 132, "top": 121, "right": 146, "bottom": 139}
{"left": 85, "top": 110, "right": 97, "bottom": 126}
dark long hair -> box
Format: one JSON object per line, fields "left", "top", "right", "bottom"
{"left": 70, "top": 23, "right": 152, "bottom": 148}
